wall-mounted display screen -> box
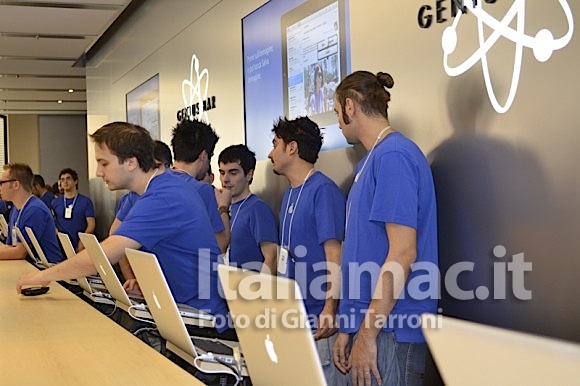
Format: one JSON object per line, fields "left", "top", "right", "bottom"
{"left": 126, "top": 74, "right": 160, "bottom": 140}
{"left": 242, "top": 0, "right": 350, "bottom": 160}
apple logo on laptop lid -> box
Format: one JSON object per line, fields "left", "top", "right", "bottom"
{"left": 265, "top": 334, "right": 278, "bottom": 364}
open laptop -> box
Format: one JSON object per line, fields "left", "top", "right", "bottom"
{"left": 217, "top": 264, "right": 326, "bottom": 386}
{"left": 125, "top": 248, "right": 245, "bottom": 378}
{"left": 0, "top": 215, "right": 8, "bottom": 238}
{"left": 56, "top": 232, "right": 112, "bottom": 304}
{"left": 421, "top": 314, "right": 580, "bottom": 385}
{"left": 24, "top": 226, "right": 62, "bottom": 268}
{"left": 13, "top": 226, "right": 48, "bottom": 269}
{"left": 79, "top": 233, "right": 214, "bottom": 327}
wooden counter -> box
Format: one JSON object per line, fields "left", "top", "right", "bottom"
{"left": 0, "top": 260, "right": 202, "bottom": 385}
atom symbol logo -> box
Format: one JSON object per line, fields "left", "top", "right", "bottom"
{"left": 442, "top": 0, "right": 574, "bottom": 113}
{"left": 182, "top": 54, "right": 210, "bottom": 122}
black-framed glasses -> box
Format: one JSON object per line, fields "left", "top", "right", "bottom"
{"left": 0, "top": 179, "right": 16, "bottom": 185}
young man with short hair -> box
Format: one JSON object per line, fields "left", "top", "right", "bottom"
{"left": 32, "top": 174, "right": 55, "bottom": 210}
{"left": 0, "top": 164, "right": 63, "bottom": 263}
{"left": 17, "top": 122, "right": 229, "bottom": 330}
{"left": 171, "top": 119, "right": 230, "bottom": 252}
{"left": 51, "top": 168, "right": 96, "bottom": 252}
{"left": 268, "top": 116, "right": 347, "bottom": 385}
{"left": 218, "top": 144, "right": 278, "bottom": 273}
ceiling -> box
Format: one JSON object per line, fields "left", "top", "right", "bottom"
{"left": 0, "top": 0, "right": 136, "bottom": 115}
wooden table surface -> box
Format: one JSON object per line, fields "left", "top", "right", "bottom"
{"left": 0, "top": 260, "right": 202, "bottom": 385}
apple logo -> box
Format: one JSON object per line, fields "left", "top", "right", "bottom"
{"left": 264, "top": 333, "right": 278, "bottom": 364}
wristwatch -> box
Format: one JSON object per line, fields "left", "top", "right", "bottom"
{"left": 218, "top": 206, "right": 230, "bottom": 217}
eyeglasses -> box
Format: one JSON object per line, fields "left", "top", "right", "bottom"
{"left": 0, "top": 179, "right": 16, "bottom": 185}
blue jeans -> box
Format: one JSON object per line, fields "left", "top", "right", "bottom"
{"left": 395, "top": 342, "right": 427, "bottom": 386}
{"left": 316, "top": 333, "right": 349, "bottom": 386}
{"left": 344, "top": 331, "right": 400, "bottom": 386}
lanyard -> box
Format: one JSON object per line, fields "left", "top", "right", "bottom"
{"left": 230, "top": 193, "right": 252, "bottom": 231}
{"left": 280, "top": 168, "right": 315, "bottom": 249}
{"left": 63, "top": 194, "right": 78, "bottom": 209}
{"left": 354, "top": 126, "right": 391, "bottom": 183}
{"left": 15, "top": 195, "right": 33, "bottom": 228}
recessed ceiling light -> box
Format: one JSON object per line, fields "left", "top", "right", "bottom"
{"left": 57, "top": 100, "right": 63, "bottom": 104}
{"left": 68, "top": 89, "right": 74, "bottom": 93}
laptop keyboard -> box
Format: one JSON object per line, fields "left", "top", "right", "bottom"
{"left": 191, "top": 337, "right": 233, "bottom": 356}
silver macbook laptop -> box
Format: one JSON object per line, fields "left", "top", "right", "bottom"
{"left": 421, "top": 314, "right": 580, "bottom": 385}
{"left": 14, "top": 226, "right": 47, "bottom": 269}
{"left": 79, "top": 233, "right": 213, "bottom": 327}
{"left": 217, "top": 264, "right": 326, "bottom": 386}
{"left": 24, "top": 226, "right": 59, "bottom": 268}
{"left": 56, "top": 232, "right": 111, "bottom": 304}
{"left": 125, "top": 248, "right": 244, "bottom": 378}
{"left": 0, "top": 215, "right": 8, "bottom": 238}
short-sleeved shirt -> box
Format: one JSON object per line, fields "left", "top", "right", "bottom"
{"left": 113, "top": 171, "right": 229, "bottom": 331}
{"left": 338, "top": 132, "right": 438, "bottom": 343}
{"left": 171, "top": 170, "right": 225, "bottom": 234}
{"left": 52, "top": 194, "right": 95, "bottom": 249}
{"left": 116, "top": 192, "right": 139, "bottom": 221}
{"left": 39, "top": 191, "right": 55, "bottom": 210}
{"left": 228, "top": 194, "right": 278, "bottom": 270}
{"left": 7, "top": 196, "right": 64, "bottom": 263}
{"left": 279, "top": 171, "right": 345, "bottom": 320}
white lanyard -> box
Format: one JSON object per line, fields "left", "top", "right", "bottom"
{"left": 15, "top": 195, "right": 33, "bottom": 228}
{"left": 230, "top": 193, "right": 252, "bottom": 231}
{"left": 13, "top": 195, "right": 33, "bottom": 246}
{"left": 63, "top": 194, "right": 78, "bottom": 209}
{"left": 354, "top": 126, "right": 391, "bottom": 183}
{"left": 280, "top": 168, "right": 315, "bottom": 249}
{"left": 144, "top": 168, "right": 159, "bottom": 193}
{"left": 348, "top": 127, "right": 392, "bottom": 230}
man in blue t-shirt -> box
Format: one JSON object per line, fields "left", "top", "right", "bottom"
{"left": 0, "top": 163, "right": 64, "bottom": 263}
{"left": 17, "top": 122, "right": 229, "bottom": 331}
{"left": 218, "top": 144, "right": 278, "bottom": 273}
{"left": 52, "top": 168, "right": 96, "bottom": 251}
{"left": 268, "top": 116, "right": 347, "bottom": 386}
{"left": 32, "top": 174, "right": 55, "bottom": 210}
{"left": 332, "top": 71, "right": 438, "bottom": 386}
{"left": 170, "top": 119, "right": 230, "bottom": 253}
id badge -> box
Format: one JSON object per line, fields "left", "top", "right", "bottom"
{"left": 65, "top": 206, "right": 73, "bottom": 219}
{"left": 11, "top": 228, "right": 17, "bottom": 246}
{"left": 278, "top": 247, "right": 289, "bottom": 275}
{"left": 222, "top": 248, "right": 230, "bottom": 266}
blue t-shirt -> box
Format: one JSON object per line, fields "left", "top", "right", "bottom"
{"left": 171, "top": 170, "right": 225, "bottom": 234}
{"left": 113, "top": 171, "right": 229, "bottom": 331}
{"left": 338, "top": 132, "right": 438, "bottom": 343}
{"left": 52, "top": 194, "right": 95, "bottom": 249}
{"left": 229, "top": 194, "right": 278, "bottom": 270}
{"left": 116, "top": 191, "right": 139, "bottom": 221}
{"left": 279, "top": 171, "right": 345, "bottom": 320}
{"left": 40, "top": 191, "right": 55, "bottom": 210}
{"left": 7, "top": 196, "right": 64, "bottom": 263}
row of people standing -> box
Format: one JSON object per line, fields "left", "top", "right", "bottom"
{"left": 0, "top": 166, "right": 96, "bottom": 262}
{"left": 216, "top": 71, "right": 438, "bottom": 386}
{"left": 32, "top": 169, "right": 96, "bottom": 252}
{"left": 16, "top": 70, "right": 438, "bottom": 386}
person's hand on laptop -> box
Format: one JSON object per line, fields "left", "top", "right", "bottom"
{"left": 16, "top": 270, "right": 50, "bottom": 294}
{"left": 123, "top": 278, "right": 143, "bottom": 296}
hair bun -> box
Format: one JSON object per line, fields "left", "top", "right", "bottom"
{"left": 376, "top": 72, "right": 394, "bottom": 89}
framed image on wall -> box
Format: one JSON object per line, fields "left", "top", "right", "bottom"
{"left": 242, "top": 0, "right": 351, "bottom": 160}
{"left": 126, "top": 74, "right": 160, "bottom": 139}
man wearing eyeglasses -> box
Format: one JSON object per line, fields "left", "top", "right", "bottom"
{"left": 0, "top": 163, "right": 64, "bottom": 263}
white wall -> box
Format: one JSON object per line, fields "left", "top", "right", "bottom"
{"left": 86, "top": 0, "right": 580, "bottom": 344}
